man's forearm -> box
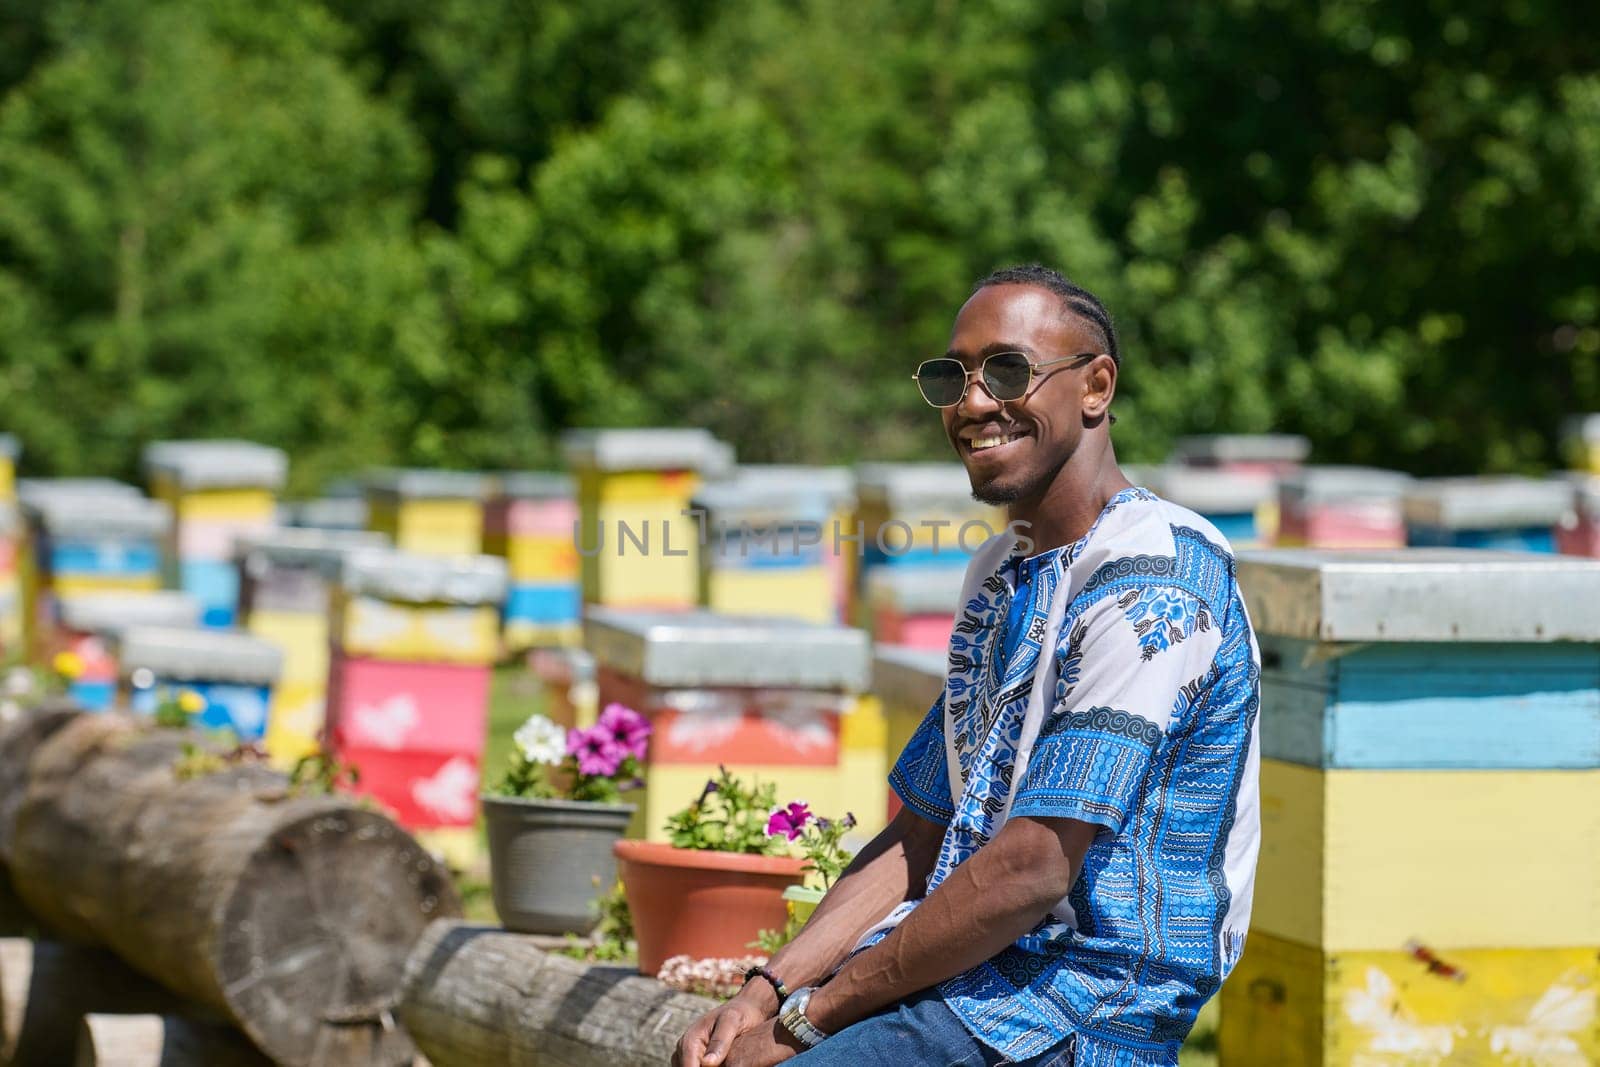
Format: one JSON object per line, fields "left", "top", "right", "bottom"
{"left": 743, "top": 810, "right": 941, "bottom": 1014}
{"left": 804, "top": 816, "right": 1092, "bottom": 1034}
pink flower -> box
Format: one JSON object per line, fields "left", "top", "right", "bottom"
{"left": 568, "top": 726, "right": 624, "bottom": 778}
{"left": 765, "top": 801, "right": 813, "bottom": 841}
{"left": 597, "top": 702, "right": 651, "bottom": 761}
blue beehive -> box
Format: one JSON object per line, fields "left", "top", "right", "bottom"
{"left": 1144, "top": 465, "right": 1277, "bottom": 548}
{"left": 118, "top": 625, "right": 284, "bottom": 739}
{"left": 1402, "top": 475, "right": 1572, "bottom": 553}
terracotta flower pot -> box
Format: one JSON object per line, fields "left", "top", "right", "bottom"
{"left": 614, "top": 839, "right": 805, "bottom": 975}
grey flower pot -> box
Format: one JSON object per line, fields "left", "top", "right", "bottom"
{"left": 482, "top": 794, "right": 636, "bottom": 935}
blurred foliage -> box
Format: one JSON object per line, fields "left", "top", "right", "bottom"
{"left": 1, "top": 0, "right": 1597, "bottom": 487}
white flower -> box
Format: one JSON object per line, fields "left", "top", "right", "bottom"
{"left": 3, "top": 667, "right": 35, "bottom": 698}
{"left": 512, "top": 714, "right": 566, "bottom": 765}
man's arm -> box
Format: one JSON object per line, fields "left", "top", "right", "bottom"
{"left": 805, "top": 813, "right": 1097, "bottom": 1034}
{"left": 673, "top": 806, "right": 945, "bottom": 1067}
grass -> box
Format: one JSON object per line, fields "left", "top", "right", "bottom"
{"left": 472, "top": 664, "right": 1225, "bottom": 1061}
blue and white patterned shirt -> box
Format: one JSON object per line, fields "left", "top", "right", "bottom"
{"left": 865, "top": 487, "right": 1261, "bottom": 1067}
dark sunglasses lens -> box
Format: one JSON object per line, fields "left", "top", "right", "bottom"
{"left": 983, "top": 352, "right": 1034, "bottom": 400}
{"left": 916, "top": 359, "right": 967, "bottom": 406}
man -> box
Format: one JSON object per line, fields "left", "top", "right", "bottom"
{"left": 675, "top": 264, "right": 1261, "bottom": 1067}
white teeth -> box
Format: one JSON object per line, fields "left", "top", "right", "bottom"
{"left": 972, "top": 436, "right": 1006, "bottom": 450}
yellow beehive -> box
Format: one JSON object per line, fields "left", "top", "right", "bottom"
{"left": 365, "top": 470, "right": 491, "bottom": 557}
{"left": 413, "top": 827, "right": 483, "bottom": 871}
{"left": 263, "top": 681, "right": 326, "bottom": 765}
{"left": 1256, "top": 762, "right": 1600, "bottom": 953}
{"left": 872, "top": 644, "right": 947, "bottom": 816}
{"left": 563, "top": 430, "right": 731, "bottom": 610}
{"left": 0, "top": 435, "right": 18, "bottom": 502}
{"left": 1221, "top": 931, "right": 1599, "bottom": 1067}
{"left": 332, "top": 592, "right": 501, "bottom": 667}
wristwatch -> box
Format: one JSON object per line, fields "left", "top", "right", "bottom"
{"left": 778, "top": 985, "right": 830, "bottom": 1048}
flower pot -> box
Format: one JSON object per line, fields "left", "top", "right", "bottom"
{"left": 614, "top": 839, "right": 805, "bottom": 975}
{"left": 483, "top": 794, "right": 635, "bottom": 935}
{"left": 782, "top": 884, "right": 825, "bottom": 926}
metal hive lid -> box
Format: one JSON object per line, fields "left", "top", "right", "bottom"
{"left": 1171, "top": 434, "right": 1310, "bottom": 466}
{"left": 1144, "top": 466, "right": 1276, "bottom": 514}
{"left": 236, "top": 528, "right": 390, "bottom": 575}
{"left": 142, "top": 440, "right": 289, "bottom": 490}
{"left": 0, "top": 434, "right": 18, "bottom": 461}
{"left": 690, "top": 481, "right": 833, "bottom": 525}
{"left": 17, "top": 479, "right": 143, "bottom": 509}
{"left": 1236, "top": 548, "right": 1600, "bottom": 642}
{"left": 872, "top": 644, "right": 947, "bottom": 710}
{"left": 854, "top": 463, "right": 975, "bottom": 508}
{"left": 1571, "top": 474, "right": 1600, "bottom": 518}
{"left": 1563, "top": 414, "right": 1600, "bottom": 445}
{"left": 24, "top": 494, "right": 172, "bottom": 538}
{"left": 286, "top": 496, "right": 369, "bottom": 531}
{"left": 1279, "top": 466, "right": 1413, "bottom": 505}
{"left": 584, "top": 609, "right": 870, "bottom": 690}
{"left": 491, "top": 472, "right": 575, "bottom": 500}
{"left": 560, "top": 428, "right": 731, "bottom": 472}
{"left": 58, "top": 592, "right": 202, "bottom": 634}
{"left": 865, "top": 565, "right": 968, "bottom": 615}
{"left": 339, "top": 549, "right": 508, "bottom": 605}
{"left": 1401, "top": 476, "right": 1574, "bottom": 529}
{"left": 364, "top": 469, "right": 492, "bottom": 501}
{"left": 118, "top": 625, "right": 284, "bottom": 684}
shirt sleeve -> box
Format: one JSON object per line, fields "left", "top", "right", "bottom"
{"left": 1010, "top": 583, "right": 1220, "bottom": 833}
{"left": 887, "top": 692, "right": 955, "bottom": 825}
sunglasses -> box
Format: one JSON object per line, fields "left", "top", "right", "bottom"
{"left": 912, "top": 351, "right": 1100, "bottom": 408}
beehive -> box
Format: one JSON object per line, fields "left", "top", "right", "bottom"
{"left": 562, "top": 429, "right": 732, "bottom": 610}
{"left": 365, "top": 469, "right": 491, "bottom": 557}
{"left": 1556, "top": 476, "right": 1600, "bottom": 558}
{"left": 585, "top": 609, "right": 877, "bottom": 843}
{"left": 1563, "top": 414, "right": 1600, "bottom": 475}
{"left": 0, "top": 505, "right": 21, "bottom": 656}
{"left": 143, "top": 440, "right": 288, "bottom": 627}
{"left": 692, "top": 475, "right": 838, "bottom": 625}
{"left": 864, "top": 565, "right": 965, "bottom": 650}
{"left": 1403, "top": 475, "right": 1572, "bottom": 553}
{"left": 19, "top": 489, "right": 169, "bottom": 656}
{"left": 1170, "top": 433, "right": 1310, "bottom": 474}
{"left": 54, "top": 591, "right": 201, "bottom": 710}
{"left": 236, "top": 527, "right": 388, "bottom": 764}
{"left": 1276, "top": 467, "right": 1412, "bottom": 548}
{"left": 483, "top": 472, "right": 581, "bottom": 650}
{"left": 1145, "top": 465, "right": 1278, "bottom": 549}
{"left": 119, "top": 625, "right": 284, "bottom": 739}
{"left": 325, "top": 549, "right": 506, "bottom": 839}
{"left": 1224, "top": 548, "right": 1600, "bottom": 1066}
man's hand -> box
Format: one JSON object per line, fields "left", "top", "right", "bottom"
{"left": 672, "top": 987, "right": 777, "bottom": 1067}
{"left": 723, "top": 1018, "right": 806, "bottom": 1067}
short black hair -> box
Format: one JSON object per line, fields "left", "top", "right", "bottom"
{"left": 973, "top": 264, "right": 1120, "bottom": 366}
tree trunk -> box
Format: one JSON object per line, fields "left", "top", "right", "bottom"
{"left": 73, "top": 1013, "right": 272, "bottom": 1067}
{"left": 9, "top": 712, "right": 461, "bottom": 1066}
{"left": 0, "top": 938, "right": 187, "bottom": 1066}
{"left": 399, "top": 920, "right": 715, "bottom": 1067}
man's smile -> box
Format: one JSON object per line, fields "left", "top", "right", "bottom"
{"left": 958, "top": 423, "right": 1030, "bottom": 457}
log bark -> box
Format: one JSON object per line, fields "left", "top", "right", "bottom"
{"left": 73, "top": 1013, "right": 272, "bottom": 1067}
{"left": 9, "top": 713, "right": 462, "bottom": 1066}
{"left": 0, "top": 938, "right": 186, "bottom": 1066}
{"left": 399, "top": 920, "right": 716, "bottom": 1067}
{"left": 0, "top": 700, "right": 81, "bottom": 935}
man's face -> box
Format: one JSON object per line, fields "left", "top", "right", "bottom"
{"left": 941, "top": 284, "right": 1104, "bottom": 506}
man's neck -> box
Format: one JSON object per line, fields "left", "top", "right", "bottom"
{"left": 1007, "top": 436, "right": 1132, "bottom": 555}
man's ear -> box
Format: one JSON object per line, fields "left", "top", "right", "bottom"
{"left": 1082, "top": 355, "right": 1117, "bottom": 422}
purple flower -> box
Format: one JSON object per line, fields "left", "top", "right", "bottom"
{"left": 568, "top": 726, "right": 624, "bottom": 778}
{"left": 598, "top": 702, "right": 652, "bottom": 761}
{"left": 765, "top": 801, "right": 813, "bottom": 841}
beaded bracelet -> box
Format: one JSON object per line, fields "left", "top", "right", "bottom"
{"left": 742, "top": 965, "right": 789, "bottom": 1003}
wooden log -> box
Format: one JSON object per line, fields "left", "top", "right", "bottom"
{"left": 0, "top": 938, "right": 186, "bottom": 1066}
{"left": 9, "top": 713, "right": 462, "bottom": 1066}
{"left": 0, "top": 700, "right": 82, "bottom": 935}
{"left": 73, "top": 1013, "right": 272, "bottom": 1067}
{"left": 399, "top": 920, "right": 715, "bottom": 1067}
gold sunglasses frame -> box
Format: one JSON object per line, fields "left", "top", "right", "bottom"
{"left": 911, "top": 351, "right": 1102, "bottom": 409}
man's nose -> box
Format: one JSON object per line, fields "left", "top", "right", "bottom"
{"left": 956, "top": 368, "right": 1003, "bottom": 420}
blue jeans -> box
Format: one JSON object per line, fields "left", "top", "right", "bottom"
{"left": 786, "top": 986, "right": 1074, "bottom": 1066}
